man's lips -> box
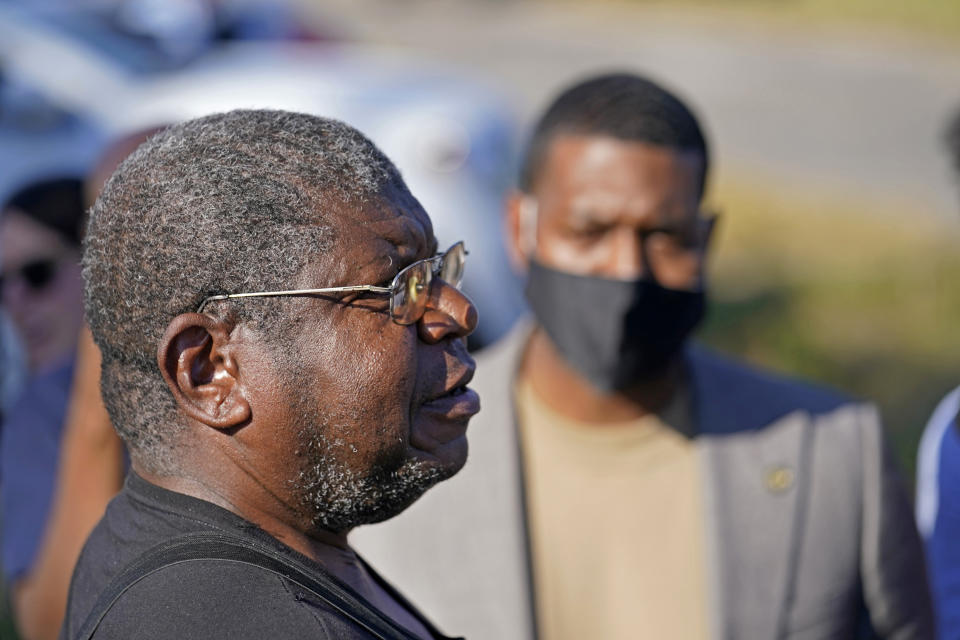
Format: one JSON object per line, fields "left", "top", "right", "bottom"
{"left": 420, "top": 387, "right": 480, "bottom": 421}
{"left": 421, "top": 364, "right": 481, "bottom": 420}
{"left": 425, "top": 364, "right": 474, "bottom": 402}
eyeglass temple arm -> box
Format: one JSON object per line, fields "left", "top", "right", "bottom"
{"left": 196, "top": 285, "right": 392, "bottom": 313}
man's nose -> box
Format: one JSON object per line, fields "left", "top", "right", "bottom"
{"left": 417, "top": 280, "right": 478, "bottom": 344}
{"left": 604, "top": 226, "right": 645, "bottom": 280}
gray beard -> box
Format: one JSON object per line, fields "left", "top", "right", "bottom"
{"left": 290, "top": 420, "right": 447, "bottom": 533}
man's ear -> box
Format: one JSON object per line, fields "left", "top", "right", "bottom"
{"left": 505, "top": 189, "right": 537, "bottom": 273}
{"left": 157, "top": 313, "right": 251, "bottom": 430}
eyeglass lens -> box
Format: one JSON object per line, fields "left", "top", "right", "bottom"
{"left": 389, "top": 243, "right": 465, "bottom": 325}
{"left": 0, "top": 259, "right": 58, "bottom": 294}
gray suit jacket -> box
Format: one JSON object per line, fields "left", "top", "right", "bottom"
{"left": 352, "top": 325, "right": 933, "bottom": 639}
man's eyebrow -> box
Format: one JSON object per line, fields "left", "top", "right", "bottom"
{"left": 568, "top": 203, "right": 621, "bottom": 225}
{"left": 373, "top": 248, "right": 414, "bottom": 283}
{"left": 364, "top": 253, "right": 398, "bottom": 283}
{"left": 370, "top": 236, "right": 438, "bottom": 286}
{"left": 389, "top": 240, "right": 431, "bottom": 275}
{"left": 645, "top": 220, "right": 689, "bottom": 234}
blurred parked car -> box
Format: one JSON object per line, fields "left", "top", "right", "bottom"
{"left": 0, "top": 3, "right": 525, "bottom": 348}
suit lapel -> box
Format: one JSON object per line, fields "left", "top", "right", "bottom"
{"left": 476, "top": 323, "right": 538, "bottom": 639}
{"left": 690, "top": 348, "right": 813, "bottom": 640}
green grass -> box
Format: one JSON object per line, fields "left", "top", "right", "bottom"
{"left": 698, "top": 178, "right": 960, "bottom": 482}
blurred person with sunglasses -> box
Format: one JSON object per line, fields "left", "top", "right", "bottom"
{"left": 0, "top": 176, "right": 87, "bottom": 631}
{"left": 4, "top": 129, "right": 165, "bottom": 640}
{"left": 59, "top": 110, "right": 478, "bottom": 640}
{"left": 1, "top": 177, "right": 85, "bottom": 374}
{"left": 353, "top": 72, "right": 933, "bottom": 640}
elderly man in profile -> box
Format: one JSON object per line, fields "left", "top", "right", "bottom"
{"left": 59, "top": 110, "right": 479, "bottom": 640}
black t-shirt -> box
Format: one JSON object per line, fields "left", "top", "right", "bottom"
{"left": 60, "top": 472, "right": 455, "bottom": 640}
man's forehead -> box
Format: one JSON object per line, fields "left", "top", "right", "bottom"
{"left": 542, "top": 135, "right": 701, "bottom": 183}
{"left": 312, "top": 192, "right": 436, "bottom": 286}
{"left": 537, "top": 135, "right": 703, "bottom": 212}
{"left": 365, "top": 213, "right": 434, "bottom": 256}
{"left": 346, "top": 195, "right": 434, "bottom": 254}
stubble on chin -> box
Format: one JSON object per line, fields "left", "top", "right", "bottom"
{"left": 290, "top": 414, "right": 451, "bottom": 533}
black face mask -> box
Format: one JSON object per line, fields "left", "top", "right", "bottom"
{"left": 524, "top": 260, "right": 705, "bottom": 392}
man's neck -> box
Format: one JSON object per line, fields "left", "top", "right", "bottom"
{"left": 135, "top": 466, "right": 430, "bottom": 637}
{"left": 521, "top": 328, "right": 683, "bottom": 424}
{"left": 135, "top": 465, "right": 352, "bottom": 556}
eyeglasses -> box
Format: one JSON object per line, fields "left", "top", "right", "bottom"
{"left": 196, "top": 241, "right": 467, "bottom": 325}
{"left": 0, "top": 258, "right": 59, "bottom": 294}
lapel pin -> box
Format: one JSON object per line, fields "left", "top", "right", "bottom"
{"left": 765, "top": 466, "right": 795, "bottom": 493}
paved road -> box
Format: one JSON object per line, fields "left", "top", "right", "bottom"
{"left": 317, "top": 0, "right": 960, "bottom": 219}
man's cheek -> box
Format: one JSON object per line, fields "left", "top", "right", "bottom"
{"left": 357, "top": 339, "right": 417, "bottom": 397}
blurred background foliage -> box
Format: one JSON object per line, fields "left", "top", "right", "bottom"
{"left": 700, "top": 178, "right": 960, "bottom": 480}
{"left": 609, "top": 0, "right": 960, "bottom": 41}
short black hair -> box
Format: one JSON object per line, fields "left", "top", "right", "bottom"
{"left": 4, "top": 177, "right": 86, "bottom": 246}
{"left": 519, "top": 72, "right": 709, "bottom": 194}
{"left": 83, "top": 109, "right": 409, "bottom": 474}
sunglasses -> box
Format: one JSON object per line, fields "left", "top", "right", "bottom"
{"left": 196, "top": 241, "right": 468, "bottom": 326}
{"left": 0, "top": 258, "right": 59, "bottom": 293}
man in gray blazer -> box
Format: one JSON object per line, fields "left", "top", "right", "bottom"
{"left": 352, "top": 73, "right": 933, "bottom": 639}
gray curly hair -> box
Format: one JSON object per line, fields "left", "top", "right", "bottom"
{"left": 83, "top": 109, "right": 407, "bottom": 474}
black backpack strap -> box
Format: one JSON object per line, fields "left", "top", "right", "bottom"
{"left": 74, "top": 532, "right": 420, "bottom": 640}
